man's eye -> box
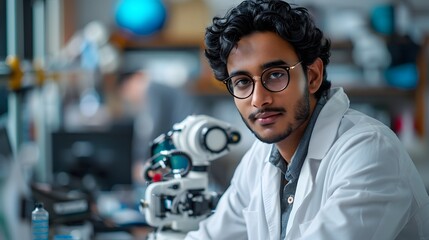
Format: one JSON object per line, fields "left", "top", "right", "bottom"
{"left": 232, "top": 77, "right": 252, "bottom": 88}
{"left": 268, "top": 71, "right": 285, "bottom": 80}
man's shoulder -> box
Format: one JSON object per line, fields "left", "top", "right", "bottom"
{"left": 340, "top": 108, "right": 397, "bottom": 141}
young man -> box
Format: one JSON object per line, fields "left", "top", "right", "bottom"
{"left": 185, "top": 0, "right": 429, "bottom": 239}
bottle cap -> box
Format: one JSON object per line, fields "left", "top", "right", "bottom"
{"left": 35, "top": 202, "right": 44, "bottom": 208}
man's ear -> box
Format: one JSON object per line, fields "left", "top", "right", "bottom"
{"left": 306, "top": 58, "right": 323, "bottom": 94}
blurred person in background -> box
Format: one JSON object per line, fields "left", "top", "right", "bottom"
{"left": 113, "top": 66, "right": 195, "bottom": 184}
{"left": 185, "top": 0, "right": 429, "bottom": 239}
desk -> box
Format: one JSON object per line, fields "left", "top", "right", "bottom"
{"left": 130, "top": 226, "right": 154, "bottom": 239}
{"left": 94, "top": 226, "right": 153, "bottom": 240}
{"left": 53, "top": 222, "right": 153, "bottom": 240}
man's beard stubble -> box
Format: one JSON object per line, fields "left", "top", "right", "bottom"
{"left": 240, "top": 89, "right": 310, "bottom": 144}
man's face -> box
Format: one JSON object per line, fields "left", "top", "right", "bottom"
{"left": 226, "top": 32, "right": 311, "bottom": 144}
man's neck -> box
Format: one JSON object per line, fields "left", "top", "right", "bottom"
{"left": 276, "top": 98, "right": 317, "bottom": 163}
{"left": 276, "top": 118, "right": 309, "bottom": 163}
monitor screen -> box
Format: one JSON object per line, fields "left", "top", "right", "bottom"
{"left": 0, "top": 126, "right": 12, "bottom": 159}
{"left": 0, "top": 126, "right": 13, "bottom": 179}
{"left": 51, "top": 130, "right": 133, "bottom": 191}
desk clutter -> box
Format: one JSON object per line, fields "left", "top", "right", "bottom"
{"left": 30, "top": 183, "right": 148, "bottom": 239}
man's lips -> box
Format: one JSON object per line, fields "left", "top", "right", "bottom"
{"left": 253, "top": 112, "right": 282, "bottom": 125}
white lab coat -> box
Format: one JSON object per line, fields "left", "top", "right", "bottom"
{"left": 185, "top": 88, "right": 429, "bottom": 240}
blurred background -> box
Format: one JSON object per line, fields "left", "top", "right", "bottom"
{"left": 0, "top": 0, "right": 428, "bottom": 239}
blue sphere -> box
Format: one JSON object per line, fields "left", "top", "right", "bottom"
{"left": 115, "top": 0, "right": 167, "bottom": 36}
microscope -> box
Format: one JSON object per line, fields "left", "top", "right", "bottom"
{"left": 140, "top": 115, "right": 241, "bottom": 240}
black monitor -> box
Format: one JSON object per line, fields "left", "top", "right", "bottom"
{"left": 0, "top": 126, "right": 13, "bottom": 179}
{"left": 51, "top": 130, "right": 133, "bottom": 191}
{"left": 0, "top": 126, "right": 12, "bottom": 159}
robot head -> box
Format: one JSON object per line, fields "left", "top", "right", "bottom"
{"left": 148, "top": 115, "right": 240, "bottom": 173}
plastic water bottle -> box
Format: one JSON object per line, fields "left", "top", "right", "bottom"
{"left": 32, "top": 202, "right": 49, "bottom": 240}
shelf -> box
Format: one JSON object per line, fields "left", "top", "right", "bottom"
{"left": 110, "top": 29, "right": 205, "bottom": 50}
{"left": 342, "top": 85, "right": 415, "bottom": 99}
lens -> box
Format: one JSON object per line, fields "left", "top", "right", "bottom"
{"left": 149, "top": 150, "right": 192, "bottom": 179}
{"left": 169, "top": 152, "right": 191, "bottom": 171}
{"left": 150, "top": 134, "right": 175, "bottom": 156}
{"left": 225, "top": 76, "right": 253, "bottom": 99}
{"left": 201, "top": 126, "right": 228, "bottom": 153}
{"left": 261, "top": 67, "right": 289, "bottom": 92}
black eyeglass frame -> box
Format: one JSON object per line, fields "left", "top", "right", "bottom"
{"left": 223, "top": 61, "right": 302, "bottom": 99}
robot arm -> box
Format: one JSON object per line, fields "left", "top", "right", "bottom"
{"left": 140, "top": 115, "right": 240, "bottom": 238}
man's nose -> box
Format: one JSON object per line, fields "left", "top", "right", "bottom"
{"left": 251, "top": 79, "right": 272, "bottom": 108}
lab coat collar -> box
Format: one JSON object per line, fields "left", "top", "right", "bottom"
{"left": 306, "top": 87, "right": 349, "bottom": 160}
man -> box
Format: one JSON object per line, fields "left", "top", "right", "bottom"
{"left": 185, "top": 0, "right": 429, "bottom": 239}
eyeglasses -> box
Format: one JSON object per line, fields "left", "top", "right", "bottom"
{"left": 223, "top": 61, "right": 302, "bottom": 99}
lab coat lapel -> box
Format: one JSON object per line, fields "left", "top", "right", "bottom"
{"left": 307, "top": 87, "right": 350, "bottom": 160}
{"left": 286, "top": 88, "right": 350, "bottom": 237}
{"left": 294, "top": 88, "right": 349, "bottom": 208}
{"left": 261, "top": 160, "right": 281, "bottom": 240}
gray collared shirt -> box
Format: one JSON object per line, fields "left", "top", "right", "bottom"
{"left": 269, "top": 95, "right": 327, "bottom": 239}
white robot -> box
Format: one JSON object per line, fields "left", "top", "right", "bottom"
{"left": 140, "top": 115, "right": 241, "bottom": 240}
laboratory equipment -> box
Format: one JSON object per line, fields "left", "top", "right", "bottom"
{"left": 140, "top": 115, "right": 240, "bottom": 240}
{"left": 32, "top": 202, "right": 49, "bottom": 240}
{"left": 51, "top": 130, "right": 133, "bottom": 191}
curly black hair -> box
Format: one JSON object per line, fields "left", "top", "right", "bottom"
{"left": 204, "top": 0, "right": 331, "bottom": 99}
